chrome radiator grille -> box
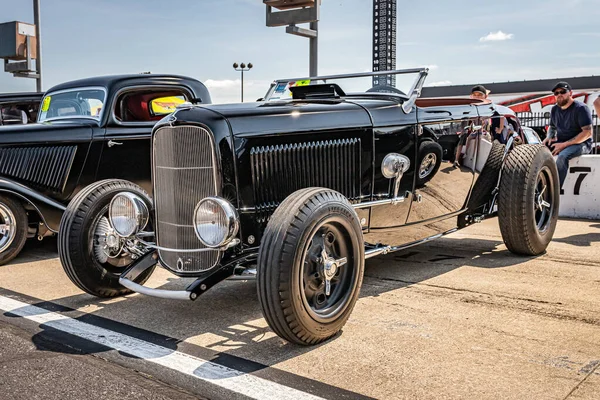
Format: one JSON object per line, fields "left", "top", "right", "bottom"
{"left": 0, "top": 145, "right": 76, "bottom": 193}
{"left": 153, "top": 125, "right": 220, "bottom": 274}
{"left": 250, "top": 138, "right": 361, "bottom": 222}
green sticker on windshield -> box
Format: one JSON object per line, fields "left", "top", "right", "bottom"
{"left": 41, "top": 96, "right": 51, "bottom": 112}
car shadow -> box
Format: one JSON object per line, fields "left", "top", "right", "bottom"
{"left": 7, "top": 236, "right": 58, "bottom": 266}
{"left": 553, "top": 222, "right": 600, "bottom": 247}
{"left": 362, "top": 236, "right": 532, "bottom": 295}
{"left": 2, "top": 235, "right": 533, "bottom": 378}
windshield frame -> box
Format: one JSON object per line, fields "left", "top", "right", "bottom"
{"left": 263, "top": 68, "right": 429, "bottom": 105}
{"left": 38, "top": 86, "right": 107, "bottom": 123}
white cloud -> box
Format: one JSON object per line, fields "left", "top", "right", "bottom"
{"left": 205, "top": 79, "right": 240, "bottom": 89}
{"left": 427, "top": 80, "right": 453, "bottom": 87}
{"left": 205, "top": 79, "right": 273, "bottom": 104}
{"left": 479, "top": 31, "right": 514, "bottom": 42}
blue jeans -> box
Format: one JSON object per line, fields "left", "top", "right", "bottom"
{"left": 556, "top": 143, "right": 590, "bottom": 188}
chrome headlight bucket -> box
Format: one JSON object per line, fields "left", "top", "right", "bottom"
{"left": 193, "top": 197, "right": 239, "bottom": 248}
{"left": 109, "top": 192, "right": 149, "bottom": 237}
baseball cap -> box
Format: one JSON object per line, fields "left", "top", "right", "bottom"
{"left": 471, "top": 84, "right": 489, "bottom": 95}
{"left": 552, "top": 81, "right": 571, "bottom": 92}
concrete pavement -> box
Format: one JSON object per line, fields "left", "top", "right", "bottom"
{"left": 0, "top": 218, "right": 599, "bottom": 399}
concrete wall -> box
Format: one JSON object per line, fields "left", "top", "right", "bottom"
{"left": 559, "top": 155, "right": 600, "bottom": 219}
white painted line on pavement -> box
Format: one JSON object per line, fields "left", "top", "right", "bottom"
{"left": 0, "top": 295, "right": 324, "bottom": 400}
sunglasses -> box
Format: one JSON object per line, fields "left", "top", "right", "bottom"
{"left": 553, "top": 89, "right": 568, "bottom": 96}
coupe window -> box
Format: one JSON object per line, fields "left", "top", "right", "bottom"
{"left": 115, "top": 90, "right": 189, "bottom": 123}
{"left": 38, "top": 88, "right": 106, "bottom": 122}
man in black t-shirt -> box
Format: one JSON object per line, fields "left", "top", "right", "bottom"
{"left": 543, "top": 81, "right": 593, "bottom": 190}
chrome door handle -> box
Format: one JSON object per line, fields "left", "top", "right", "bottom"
{"left": 107, "top": 140, "right": 123, "bottom": 148}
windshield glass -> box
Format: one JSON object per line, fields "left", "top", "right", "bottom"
{"left": 263, "top": 69, "right": 428, "bottom": 102}
{"left": 38, "top": 88, "right": 106, "bottom": 122}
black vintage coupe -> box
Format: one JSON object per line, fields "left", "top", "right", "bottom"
{"left": 58, "top": 69, "right": 559, "bottom": 345}
{"left": 0, "top": 74, "right": 210, "bottom": 264}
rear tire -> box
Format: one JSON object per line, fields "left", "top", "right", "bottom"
{"left": 458, "top": 142, "right": 504, "bottom": 227}
{"left": 498, "top": 145, "right": 559, "bottom": 255}
{"left": 257, "top": 188, "right": 365, "bottom": 345}
{"left": 0, "top": 195, "right": 28, "bottom": 266}
{"left": 58, "top": 180, "right": 155, "bottom": 297}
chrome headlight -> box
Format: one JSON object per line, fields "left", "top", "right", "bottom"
{"left": 193, "top": 197, "right": 239, "bottom": 248}
{"left": 109, "top": 192, "right": 149, "bottom": 237}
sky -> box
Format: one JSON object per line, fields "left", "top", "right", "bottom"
{"left": 0, "top": 0, "right": 599, "bottom": 104}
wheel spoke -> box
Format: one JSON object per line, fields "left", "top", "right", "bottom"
{"left": 0, "top": 224, "right": 10, "bottom": 235}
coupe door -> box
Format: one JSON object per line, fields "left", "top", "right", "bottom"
{"left": 95, "top": 125, "right": 153, "bottom": 194}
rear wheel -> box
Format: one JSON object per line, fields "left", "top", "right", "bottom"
{"left": 257, "top": 188, "right": 365, "bottom": 345}
{"left": 415, "top": 141, "right": 443, "bottom": 187}
{"left": 0, "top": 195, "right": 27, "bottom": 265}
{"left": 498, "top": 145, "right": 559, "bottom": 255}
{"left": 58, "top": 180, "right": 155, "bottom": 297}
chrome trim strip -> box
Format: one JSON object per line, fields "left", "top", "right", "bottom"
{"left": 353, "top": 197, "right": 406, "bottom": 209}
{"left": 364, "top": 228, "right": 458, "bottom": 259}
{"left": 118, "top": 277, "right": 192, "bottom": 300}
{"left": 136, "top": 238, "right": 240, "bottom": 253}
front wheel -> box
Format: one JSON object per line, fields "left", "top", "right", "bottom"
{"left": 498, "top": 145, "right": 559, "bottom": 255}
{"left": 58, "top": 180, "right": 155, "bottom": 297}
{"left": 257, "top": 188, "right": 365, "bottom": 345}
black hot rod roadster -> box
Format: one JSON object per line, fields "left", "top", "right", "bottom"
{"left": 58, "top": 69, "right": 559, "bottom": 345}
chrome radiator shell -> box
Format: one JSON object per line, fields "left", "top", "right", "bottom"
{"left": 152, "top": 125, "right": 221, "bottom": 274}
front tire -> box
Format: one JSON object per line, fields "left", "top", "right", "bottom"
{"left": 257, "top": 188, "right": 365, "bottom": 345}
{"left": 58, "top": 180, "right": 155, "bottom": 297}
{"left": 498, "top": 145, "right": 559, "bottom": 255}
{"left": 0, "top": 195, "right": 28, "bottom": 265}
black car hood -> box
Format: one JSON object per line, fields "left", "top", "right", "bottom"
{"left": 195, "top": 101, "right": 373, "bottom": 137}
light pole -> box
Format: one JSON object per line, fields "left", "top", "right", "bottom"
{"left": 233, "top": 62, "right": 253, "bottom": 102}
{"left": 33, "top": 0, "right": 42, "bottom": 92}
